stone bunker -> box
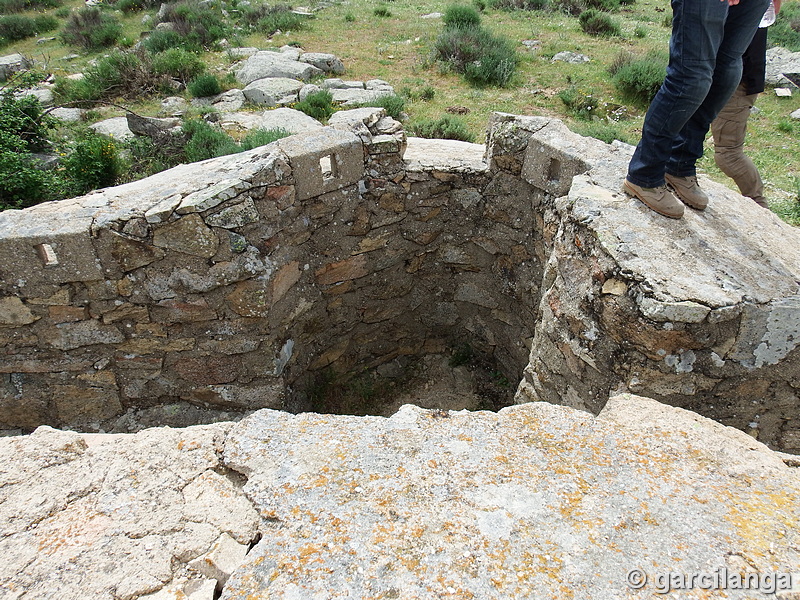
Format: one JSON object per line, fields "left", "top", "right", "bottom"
{"left": 1, "top": 111, "right": 800, "bottom": 453}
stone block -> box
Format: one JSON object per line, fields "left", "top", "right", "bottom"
{"left": 153, "top": 214, "right": 219, "bottom": 258}
{"left": 189, "top": 532, "right": 250, "bottom": 585}
{"left": 0, "top": 208, "right": 104, "bottom": 295}
{"left": 277, "top": 129, "right": 363, "bottom": 201}
{"left": 40, "top": 319, "right": 124, "bottom": 350}
{"left": 0, "top": 297, "right": 37, "bottom": 327}
{"left": 521, "top": 121, "right": 591, "bottom": 197}
{"left": 52, "top": 383, "right": 123, "bottom": 426}
{"left": 242, "top": 77, "right": 303, "bottom": 106}
{"left": 95, "top": 229, "right": 166, "bottom": 276}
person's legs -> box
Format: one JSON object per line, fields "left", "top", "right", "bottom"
{"left": 666, "top": 0, "right": 770, "bottom": 177}
{"left": 627, "top": 0, "right": 729, "bottom": 188}
{"left": 711, "top": 84, "right": 765, "bottom": 202}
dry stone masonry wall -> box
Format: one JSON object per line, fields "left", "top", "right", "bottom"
{"left": 1, "top": 112, "right": 800, "bottom": 453}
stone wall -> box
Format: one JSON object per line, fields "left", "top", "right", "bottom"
{"left": 1, "top": 111, "right": 799, "bottom": 453}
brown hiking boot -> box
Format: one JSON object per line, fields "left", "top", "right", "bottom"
{"left": 751, "top": 196, "right": 769, "bottom": 209}
{"left": 622, "top": 179, "right": 684, "bottom": 219}
{"left": 664, "top": 174, "right": 709, "bottom": 210}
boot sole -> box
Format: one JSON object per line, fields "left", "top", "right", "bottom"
{"left": 622, "top": 179, "right": 683, "bottom": 219}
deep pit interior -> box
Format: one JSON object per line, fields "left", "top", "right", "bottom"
{"left": 2, "top": 110, "right": 800, "bottom": 453}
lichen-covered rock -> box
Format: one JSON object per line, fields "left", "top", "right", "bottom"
{"left": 0, "top": 423, "right": 259, "bottom": 600}
{"left": 220, "top": 397, "right": 800, "bottom": 599}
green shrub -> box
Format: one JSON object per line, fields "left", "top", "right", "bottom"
{"left": 552, "top": 0, "right": 587, "bottom": 16}
{"left": 434, "top": 25, "right": 519, "bottom": 87}
{"left": 579, "top": 9, "right": 621, "bottom": 36}
{"left": 473, "top": 0, "right": 487, "bottom": 11}
{"left": 0, "top": 89, "right": 53, "bottom": 152}
{"left": 491, "top": 0, "right": 549, "bottom": 10}
{"left": 61, "top": 7, "right": 123, "bottom": 50}
{"left": 0, "top": 16, "right": 37, "bottom": 41}
{"left": 0, "top": 85, "right": 58, "bottom": 210}
{"left": 610, "top": 49, "right": 667, "bottom": 107}
{"left": 155, "top": 0, "right": 229, "bottom": 51}
{"left": 0, "top": 135, "right": 57, "bottom": 210}
{"left": 187, "top": 73, "right": 221, "bottom": 97}
{"left": 771, "top": 2, "right": 800, "bottom": 51}
{"left": 374, "top": 6, "right": 391, "bottom": 17}
{"left": 584, "top": 0, "right": 620, "bottom": 10}
{"left": 61, "top": 132, "right": 121, "bottom": 195}
{"left": 409, "top": 114, "right": 475, "bottom": 142}
{"left": 294, "top": 89, "right": 334, "bottom": 121}
{"left": 240, "top": 127, "right": 291, "bottom": 150}
{"left": 181, "top": 118, "right": 239, "bottom": 162}
{"left": 152, "top": 47, "right": 205, "bottom": 83}
{"left": 55, "top": 50, "right": 164, "bottom": 103}
{"left": 558, "top": 84, "right": 600, "bottom": 119}
{"left": 33, "top": 14, "right": 59, "bottom": 32}
{"left": 344, "top": 12, "right": 355, "bottom": 22}
{"left": 243, "top": 4, "right": 306, "bottom": 36}
{"left": 142, "top": 30, "right": 188, "bottom": 53}
{"left": 0, "top": 0, "right": 61, "bottom": 12}
{"left": 634, "top": 24, "right": 647, "bottom": 38}
{"left": 443, "top": 4, "right": 481, "bottom": 29}
{"left": 361, "top": 93, "right": 406, "bottom": 119}
{"left": 116, "top": 0, "right": 150, "bottom": 11}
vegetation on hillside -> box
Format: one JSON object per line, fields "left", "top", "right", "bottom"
{"left": 0, "top": 0, "right": 798, "bottom": 220}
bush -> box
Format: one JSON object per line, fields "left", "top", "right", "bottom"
{"left": 116, "top": 0, "right": 150, "bottom": 11}
{"left": 0, "top": 84, "right": 58, "bottom": 210}
{"left": 579, "top": 9, "right": 621, "bottom": 36}
{"left": 443, "top": 4, "right": 481, "bottom": 29}
{"left": 61, "top": 132, "right": 121, "bottom": 195}
{"left": 240, "top": 128, "right": 291, "bottom": 150}
{"left": 187, "top": 73, "right": 221, "bottom": 97}
{"left": 491, "top": 0, "right": 549, "bottom": 10}
{"left": 0, "top": 88, "right": 53, "bottom": 152}
{"left": 294, "top": 89, "right": 335, "bottom": 121}
{"left": 0, "top": 16, "right": 37, "bottom": 42}
{"left": 374, "top": 6, "right": 391, "bottom": 17}
{"left": 33, "top": 14, "right": 59, "bottom": 32}
{"left": 0, "top": 135, "right": 57, "bottom": 210}
{"left": 55, "top": 50, "right": 165, "bottom": 103}
{"left": 771, "top": 2, "right": 800, "bottom": 51}
{"left": 409, "top": 115, "right": 475, "bottom": 142}
{"left": 610, "top": 49, "right": 667, "bottom": 107}
{"left": 0, "top": 0, "right": 60, "bottom": 12}
{"left": 155, "top": 0, "right": 229, "bottom": 51}
{"left": 362, "top": 93, "right": 406, "bottom": 119}
{"left": 61, "top": 7, "right": 123, "bottom": 50}
{"left": 344, "top": 12, "right": 355, "bottom": 22}
{"left": 558, "top": 84, "right": 600, "bottom": 119}
{"left": 584, "top": 0, "right": 620, "bottom": 10}
{"left": 181, "top": 118, "right": 239, "bottom": 162}
{"left": 142, "top": 30, "right": 188, "bottom": 53}
{"left": 242, "top": 3, "right": 306, "bottom": 36}
{"left": 434, "top": 25, "right": 519, "bottom": 87}
{"left": 152, "top": 47, "right": 205, "bottom": 83}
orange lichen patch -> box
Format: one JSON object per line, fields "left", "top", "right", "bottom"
{"left": 720, "top": 486, "right": 800, "bottom": 560}
{"left": 35, "top": 504, "right": 113, "bottom": 557}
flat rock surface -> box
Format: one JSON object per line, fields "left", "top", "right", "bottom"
{"left": 221, "top": 397, "right": 800, "bottom": 600}
{"left": 568, "top": 173, "right": 800, "bottom": 307}
{"left": 0, "top": 423, "right": 259, "bottom": 600}
{"left": 404, "top": 137, "right": 487, "bottom": 173}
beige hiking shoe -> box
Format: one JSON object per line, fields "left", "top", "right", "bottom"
{"left": 622, "top": 178, "right": 684, "bottom": 219}
{"left": 664, "top": 173, "right": 708, "bottom": 210}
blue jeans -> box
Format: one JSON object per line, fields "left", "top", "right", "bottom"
{"left": 627, "top": 0, "right": 770, "bottom": 188}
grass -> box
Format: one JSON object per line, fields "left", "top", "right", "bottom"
{"left": 2, "top": 0, "right": 799, "bottom": 214}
